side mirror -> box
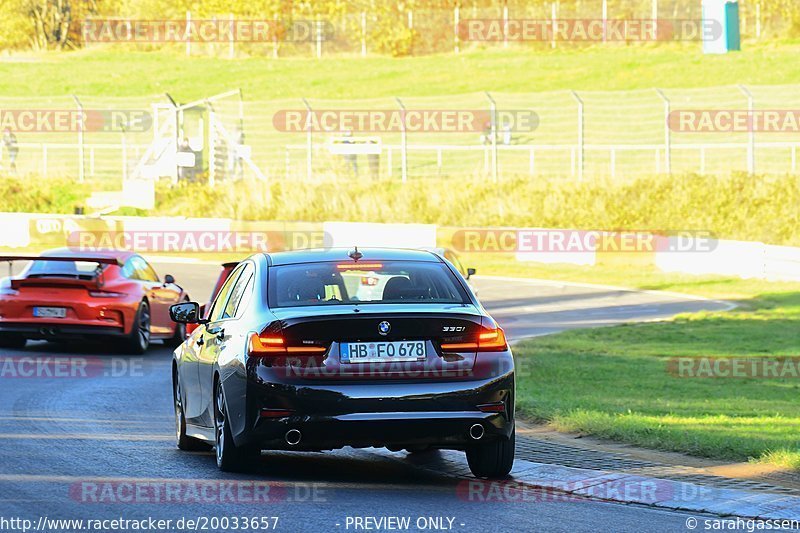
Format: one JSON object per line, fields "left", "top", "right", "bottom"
{"left": 466, "top": 268, "right": 476, "bottom": 280}
{"left": 170, "top": 301, "right": 204, "bottom": 324}
{"left": 185, "top": 304, "right": 207, "bottom": 336}
{"left": 164, "top": 274, "right": 176, "bottom": 285}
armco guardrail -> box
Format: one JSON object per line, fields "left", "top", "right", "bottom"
{"left": 656, "top": 238, "right": 800, "bottom": 282}
{"left": 0, "top": 214, "right": 797, "bottom": 282}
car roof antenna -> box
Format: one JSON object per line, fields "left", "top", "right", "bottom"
{"left": 348, "top": 247, "right": 363, "bottom": 262}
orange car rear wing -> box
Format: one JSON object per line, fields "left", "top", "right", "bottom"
{"left": 0, "top": 255, "right": 121, "bottom": 290}
{"left": 0, "top": 255, "right": 121, "bottom": 265}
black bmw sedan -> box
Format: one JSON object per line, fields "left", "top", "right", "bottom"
{"left": 170, "top": 248, "right": 515, "bottom": 478}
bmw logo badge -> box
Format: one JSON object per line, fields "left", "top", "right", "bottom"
{"left": 378, "top": 321, "right": 391, "bottom": 335}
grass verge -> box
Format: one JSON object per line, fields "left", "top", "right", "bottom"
{"left": 513, "top": 284, "right": 800, "bottom": 470}
{"left": 2, "top": 173, "right": 799, "bottom": 247}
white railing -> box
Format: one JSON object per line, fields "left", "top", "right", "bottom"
{"left": 284, "top": 141, "right": 800, "bottom": 180}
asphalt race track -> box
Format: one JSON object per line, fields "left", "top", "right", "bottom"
{"left": 0, "top": 261, "right": 735, "bottom": 533}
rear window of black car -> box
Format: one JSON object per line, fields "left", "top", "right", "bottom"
{"left": 268, "top": 261, "right": 469, "bottom": 308}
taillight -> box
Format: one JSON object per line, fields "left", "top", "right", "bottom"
{"left": 478, "top": 327, "right": 508, "bottom": 351}
{"left": 440, "top": 327, "right": 508, "bottom": 353}
{"left": 440, "top": 340, "right": 478, "bottom": 351}
{"left": 88, "top": 291, "right": 126, "bottom": 298}
{"left": 248, "top": 333, "right": 327, "bottom": 357}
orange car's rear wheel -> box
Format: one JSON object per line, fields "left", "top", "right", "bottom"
{"left": 124, "top": 300, "right": 151, "bottom": 354}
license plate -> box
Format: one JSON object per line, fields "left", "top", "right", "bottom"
{"left": 341, "top": 341, "right": 426, "bottom": 363}
{"left": 33, "top": 307, "right": 67, "bottom": 318}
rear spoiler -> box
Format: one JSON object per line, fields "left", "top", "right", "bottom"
{"left": 1, "top": 255, "right": 121, "bottom": 291}
{"left": 0, "top": 255, "right": 121, "bottom": 265}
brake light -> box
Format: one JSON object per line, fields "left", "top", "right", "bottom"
{"left": 440, "top": 327, "right": 508, "bottom": 353}
{"left": 88, "top": 291, "right": 126, "bottom": 298}
{"left": 440, "top": 341, "right": 478, "bottom": 351}
{"left": 478, "top": 328, "right": 508, "bottom": 351}
{"left": 248, "top": 333, "right": 327, "bottom": 357}
{"left": 336, "top": 263, "right": 383, "bottom": 270}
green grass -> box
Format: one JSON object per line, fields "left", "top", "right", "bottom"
{"left": 3, "top": 43, "right": 800, "bottom": 98}
{"left": 461, "top": 254, "right": 800, "bottom": 301}
{"left": 513, "top": 289, "right": 800, "bottom": 470}
{"left": 4, "top": 173, "right": 797, "bottom": 247}
{"left": 4, "top": 44, "right": 800, "bottom": 180}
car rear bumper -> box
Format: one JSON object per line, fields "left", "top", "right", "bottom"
{"left": 234, "top": 364, "right": 515, "bottom": 451}
{"left": 0, "top": 320, "right": 125, "bottom": 339}
{"left": 246, "top": 410, "right": 511, "bottom": 451}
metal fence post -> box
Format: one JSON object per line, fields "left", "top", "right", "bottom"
{"left": 755, "top": 2, "right": 761, "bottom": 39}
{"left": 72, "top": 95, "right": 85, "bottom": 183}
{"left": 602, "top": 0, "right": 608, "bottom": 42}
{"left": 361, "top": 12, "right": 367, "bottom": 57}
{"left": 652, "top": 0, "right": 658, "bottom": 38}
{"left": 316, "top": 14, "right": 323, "bottom": 58}
{"left": 302, "top": 98, "right": 313, "bottom": 179}
{"left": 739, "top": 84, "right": 755, "bottom": 174}
{"left": 228, "top": 13, "right": 235, "bottom": 59}
{"left": 395, "top": 97, "right": 408, "bottom": 183}
{"left": 503, "top": 3, "right": 509, "bottom": 48}
{"left": 121, "top": 126, "right": 128, "bottom": 182}
{"left": 185, "top": 11, "right": 192, "bottom": 56}
{"left": 208, "top": 106, "right": 216, "bottom": 187}
{"left": 655, "top": 88, "right": 671, "bottom": 174}
{"left": 454, "top": 5, "right": 460, "bottom": 54}
{"left": 165, "top": 93, "right": 180, "bottom": 184}
{"left": 570, "top": 90, "right": 584, "bottom": 181}
{"left": 485, "top": 92, "right": 498, "bottom": 183}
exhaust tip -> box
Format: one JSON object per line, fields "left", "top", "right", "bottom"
{"left": 469, "top": 424, "right": 485, "bottom": 440}
{"left": 285, "top": 429, "right": 302, "bottom": 446}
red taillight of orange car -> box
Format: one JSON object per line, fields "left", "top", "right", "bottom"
{"left": 248, "top": 333, "right": 327, "bottom": 357}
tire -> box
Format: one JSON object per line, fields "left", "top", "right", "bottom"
{"left": 124, "top": 300, "right": 151, "bottom": 355}
{"left": 174, "top": 374, "right": 211, "bottom": 451}
{"left": 0, "top": 334, "right": 26, "bottom": 350}
{"left": 214, "top": 381, "right": 259, "bottom": 472}
{"left": 466, "top": 429, "right": 515, "bottom": 479}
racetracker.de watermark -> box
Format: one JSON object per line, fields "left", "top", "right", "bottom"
{"left": 668, "top": 357, "right": 800, "bottom": 379}
{"left": 669, "top": 110, "right": 800, "bottom": 133}
{"left": 0, "top": 110, "right": 151, "bottom": 133}
{"left": 67, "top": 230, "right": 328, "bottom": 253}
{"left": 272, "top": 109, "right": 539, "bottom": 133}
{"left": 457, "top": 478, "right": 714, "bottom": 504}
{"left": 70, "top": 480, "right": 328, "bottom": 504}
{"left": 82, "top": 19, "right": 334, "bottom": 43}
{"left": 276, "top": 357, "right": 515, "bottom": 380}
{"left": 0, "top": 356, "right": 144, "bottom": 379}
{"left": 457, "top": 19, "right": 722, "bottom": 42}
{"left": 450, "top": 229, "right": 717, "bottom": 254}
